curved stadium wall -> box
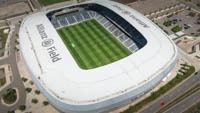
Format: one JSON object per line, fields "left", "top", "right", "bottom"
{"left": 19, "top": 0, "right": 177, "bottom": 113}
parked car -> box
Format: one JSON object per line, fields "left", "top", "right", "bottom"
{"left": 184, "top": 26, "right": 190, "bottom": 30}
{"left": 196, "top": 21, "right": 200, "bottom": 24}
{"left": 172, "top": 19, "right": 178, "bottom": 22}
{"left": 188, "top": 24, "right": 192, "bottom": 27}
{"left": 184, "top": 24, "right": 192, "bottom": 30}
{"left": 172, "top": 21, "right": 177, "bottom": 24}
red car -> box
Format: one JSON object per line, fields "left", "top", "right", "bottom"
{"left": 160, "top": 102, "right": 166, "bottom": 106}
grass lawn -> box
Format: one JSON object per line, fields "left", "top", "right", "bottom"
{"left": 163, "top": 20, "right": 172, "bottom": 27}
{"left": 3, "top": 88, "right": 17, "bottom": 104}
{"left": 171, "top": 25, "right": 182, "bottom": 33}
{"left": 38, "top": 0, "right": 70, "bottom": 6}
{"left": 0, "top": 77, "right": 6, "bottom": 87}
{"left": 57, "top": 19, "right": 131, "bottom": 69}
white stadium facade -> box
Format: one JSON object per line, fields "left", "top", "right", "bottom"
{"left": 19, "top": 0, "right": 178, "bottom": 113}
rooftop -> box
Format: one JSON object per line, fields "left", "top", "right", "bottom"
{"left": 19, "top": 0, "right": 177, "bottom": 105}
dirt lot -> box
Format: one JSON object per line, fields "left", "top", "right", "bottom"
{"left": 128, "top": 0, "right": 179, "bottom": 14}
{"left": 0, "top": 2, "right": 31, "bottom": 20}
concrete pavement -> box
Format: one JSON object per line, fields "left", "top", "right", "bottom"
{"left": 180, "top": 0, "right": 200, "bottom": 13}
{"left": 138, "top": 68, "right": 199, "bottom": 113}
{"left": 30, "top": 0, "right": 41, "bottom": 10}
{"left": 0, "top": 24, "right": 26, "bottom": 113}
{"left": 164, "top": 89, "right": 200, "bottom": 113}
{"left": 138, "top": 46, "right": 200, "bottom": 113}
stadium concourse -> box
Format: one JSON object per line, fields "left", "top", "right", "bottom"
{"left": 19, "top": 0, "right": 177, "bottom": 113}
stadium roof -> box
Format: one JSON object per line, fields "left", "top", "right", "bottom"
{"left": 19, "top": 0, "right": 177, "bottom": 105}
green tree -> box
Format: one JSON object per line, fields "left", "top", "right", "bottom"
{"left": 19, "top": 105, "right": 26, "bottom": 111}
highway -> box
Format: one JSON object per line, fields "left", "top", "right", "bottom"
{"left": 0, "top": 24, "right": 26, "bottom": 113}
{"left": 0, "top": 1, "right": 199, "bottom": 113}
{"left": 137, "top": 31, "right": 200, "bottom": 113}
{"left": 164, "top": 89, "right": 200, "bottom": 113}
{"left": 139, "top": 69, "right": 200, "bottom": 113}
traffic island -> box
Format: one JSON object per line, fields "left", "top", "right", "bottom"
{"left": 16, "top": 51, "right": 59, "bottom": 113}
{"left": 0, "top": 64, "right": 13, "bottom": 91}
{"left": 1, "top": 88, "right": 19, "bottom": 106}
{"left": 0, "top": 27, "right": 10, "bottom": 57}
{"left": 18, "top": 105, "right": 26, "bottom": 112}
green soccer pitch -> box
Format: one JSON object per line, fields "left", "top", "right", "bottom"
{"left": 57, "top": 19, "right": 132, "bottom": 69}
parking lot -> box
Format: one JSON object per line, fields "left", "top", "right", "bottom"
{"left": 155, "top": 9, "right": 200, "bottom": 35}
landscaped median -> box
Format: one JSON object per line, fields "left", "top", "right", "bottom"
{"left": 171, "top": 25, "right": 182, "bottom": 33}
{"left": 2, "top": 88, "right": 17, "bottom": 105}
{"left": 0, "top": 77, "right": 6, "bottom": 87}
{"left": 0, "top": 27, "right": 10, "bottom": 57}
{"left": 183, "top": 98, "right": 200, "bottom": 113}
{"left": 157, "top": 83, "right": 200, "bottom": 113}
{"left": 0, "top": 68, "right": 6, "bottom": 87}
{"left": 121, "top": 64, "right": 195, "bottom": 113}
{"left": 163, "top": 20, "right": 172, "bottom": 27}
{"left": 0, "top": 65, "right": 12, "bottom": 90}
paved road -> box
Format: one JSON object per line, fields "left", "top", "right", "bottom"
{"left": 0, "top": 24, "right": 26, "bottom": 113}
{"left": 30, "top": 0, "right": 41, "bottom": 10}
{"left": 177, "top": 46, "right": 200, "bottom": 69}
{"left": 139, "top": 69, "right": 200, "bottom": 113}
{"left": 164, "top": 89, "right": 200, "bottom": 113}
{"left": 180, "top": 0, "right": 200, "bottom": 12}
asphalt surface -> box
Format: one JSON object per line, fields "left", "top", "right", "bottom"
{"left": 180, "top": 0, "right": 200, "bottom": 13}
{"left": 0, "top": 24, "right": 26, "bottom": 113}
{"left": 30, "top": 0, "right": 41, "bottom": 10}
{"left": 0, "top": 1, "right": 199, "bottom": 113}
{"left": 164, "top": 89, "right": 200, "bottom": 113}
{"left": 139, "top": 68, "right": 200, "bottom": 113}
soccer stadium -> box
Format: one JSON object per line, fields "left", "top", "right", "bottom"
{"left": 19, "top": 0, "right": 177, "bottom": 113}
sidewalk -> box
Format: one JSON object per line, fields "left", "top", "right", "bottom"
{"left": 16, "top": 53, "right": 59, "bottom": 113}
